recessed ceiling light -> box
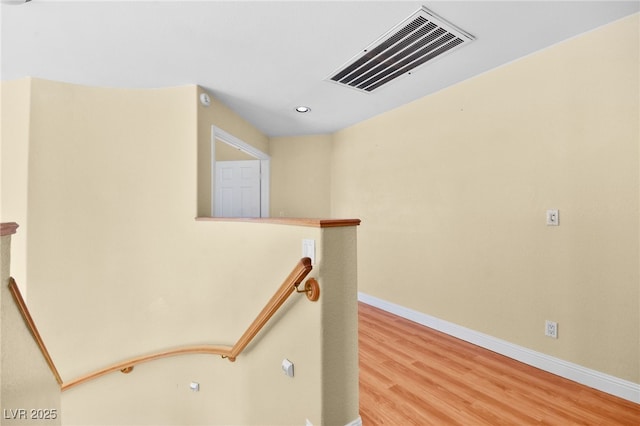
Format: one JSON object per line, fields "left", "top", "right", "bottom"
{"left": 295, "top": 106, "right": 311, "bottom": 113}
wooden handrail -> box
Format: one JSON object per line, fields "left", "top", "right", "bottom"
{"left": 196, "top": 217, "right": 361, "bottom": 228}
{"left": 229, "top": 256, "right": 313, "bottom": 360}
{"left": 8, "top": 277, "right": 64, "bottom": 386}
{"left": 61, "top": 344, "right": 234, "bottom": 391}
{"left": 60, "top": 257, "right": 315, "bottom": 391}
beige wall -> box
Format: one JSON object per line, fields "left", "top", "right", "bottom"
{"left": 331, "top": 15, "right": 639, "bottom": 383}
{"left": 0, "top": 79, "right": 31, "bottom": 295}
{"left": 59, "top": 221, "right": 358, "bottom": 426}
{"left": 197, "top": 88, "right": 269, "bottom": 217}
{"left": 270, "top": 134, "right": 332, "bottom": 218}
{"left": 1, "top": 78, "right": 359, "bottom": 425}
{"left": 318, "top": 226, "right": 359, "bottom": 425}
{"left": 1, "top": 228, "right": 61, "bottom": 426}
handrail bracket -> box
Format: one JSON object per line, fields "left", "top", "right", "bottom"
{"left": 295, "top": 278, "right": 320, "bottom": 302}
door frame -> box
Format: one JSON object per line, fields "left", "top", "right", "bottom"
{"left": 211, "top": 126, "right": 270, "bottom": 217}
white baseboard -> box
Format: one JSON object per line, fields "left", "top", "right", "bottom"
{"left": 306, "top": 416, "right": 361, "bottom": 426}
{"left": 344, "top": 416, "right": 362, "bottom": 426}
{"left": 358, "top": 292, "right": 640, "bottom": 404}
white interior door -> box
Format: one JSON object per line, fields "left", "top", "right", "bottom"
{"left": 215, "top": 160, "right": 261, "bottom": 217}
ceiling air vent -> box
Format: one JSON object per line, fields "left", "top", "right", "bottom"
{"left": 327, "top": 6, "right": 474, "bottom": 93}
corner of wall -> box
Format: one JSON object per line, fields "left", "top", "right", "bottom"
{"left": 1, "top": 227, "right": 61, "bottom": 424}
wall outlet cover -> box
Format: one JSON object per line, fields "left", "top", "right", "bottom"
{"left": 545, "top": 320, "right": 558, "bottom": 339}
{"left": 546, "top": 209, "right": 560, "bottom": 226}
{"left": 282, "top": 359, "right": 294, "bottom": 377}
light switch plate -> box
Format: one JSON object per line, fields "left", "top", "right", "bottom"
{"left": 546, "top": 209, "right": 559, "bottom": 226}
{"left": 302, "top": 239, "right": 315, "bottom": 264}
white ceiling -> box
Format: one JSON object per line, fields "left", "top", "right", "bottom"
{"left": 2, "top": 0, "right": 638, "bottom": 137}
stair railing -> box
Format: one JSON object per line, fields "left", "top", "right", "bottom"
{"left": 7, "top": 257, "right": 319, "bottom": 392}
{"left": 8, "top": 277, "right": 64, "bottom": 386}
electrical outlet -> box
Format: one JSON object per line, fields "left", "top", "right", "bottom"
{"left": 282, "top": 359, "right": 294, "bottom": 377}
{"left": 545, "top": 320, "right": 558, "bottom": 339}
{"left": 546, "top": 209, "right": 559, "bottom": 226}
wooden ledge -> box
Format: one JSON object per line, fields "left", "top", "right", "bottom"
{"left": 196, "top": 217, "right": 361, "bottom": 228}
{"left": 0, "top": 222, "right": 19, "bottom": 236}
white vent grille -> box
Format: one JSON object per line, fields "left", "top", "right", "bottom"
{"left": 327, "top": 7, "right": 474, "bottom": 93}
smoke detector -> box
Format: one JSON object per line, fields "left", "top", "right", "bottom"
{"left": 327, "top": 6, "right": 474, "bottom": 93}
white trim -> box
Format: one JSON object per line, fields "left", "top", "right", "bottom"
{"left": 259, "top": 159, "right": 270, "bottom": 218}
{"left": 305, "top": 416, "right": 361, "bottom": 426}
{"left": 210, "top": 134, "right": 216, "bottom": 216}
{"left": 211, "top": 126, "right": 270, "bottom": 217}
{"left": 358, "top": 292, "right": 640, "bottom": 404}
{"left": 213, "top": 126, "right": 270, "bottom": 160}
{"left": 344, "top": 416, "right": 362, "bottom": 426}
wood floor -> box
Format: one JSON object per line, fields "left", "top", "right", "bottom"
{"left": 358, "top": 302, "right": 640, "bottom": 425}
